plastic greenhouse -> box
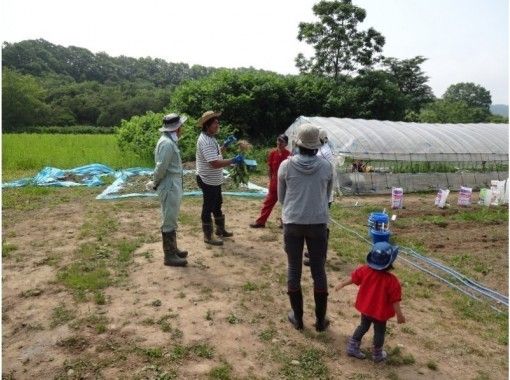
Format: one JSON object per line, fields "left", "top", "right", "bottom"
{"left": 284, "top": 116, "right": 509, "bottom": 195}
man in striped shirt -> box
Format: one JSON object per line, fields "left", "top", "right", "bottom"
{"left": 196, "top": 111, "right": 244, "bottom": 246}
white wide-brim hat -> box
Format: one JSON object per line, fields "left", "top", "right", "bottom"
{"left": 296, "top": 123, "right": 322, "bottom": 150}
{"left": 159, "top": 113, "right": 187, "bottom": 132}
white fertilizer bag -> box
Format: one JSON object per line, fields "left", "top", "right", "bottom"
{"left": 434, "top": 189, "right": 450, "bottom": 208}
{"left": 489, "top": 180, "right": 502, "bottom": 206}
{"left": 457, "top": 186, "right": 473, "bottom": 206}
{"left": 391, "top": 187, "right": 404, "bottom": 209}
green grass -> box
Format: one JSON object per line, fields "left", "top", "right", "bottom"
{"left": 50, "top": 304, "right": 77, "bottom": 328}
{"left": 2, "top": 241, "right": 18, "bottom": 258}
{"left": 2, "top": 133, "right": 152, "bottom": 179}
{"left": 280, "top": 347, "right": 329, "bottom": 379}
{"left": 57, "top": 260, "right": 111, "bottom": 292}
{"left": 208, "top": 362, "right": 232, "bottom": 380}
{"left": 2, "top": 186, "right": 96, "bottom": 211}
{"left": 385, "top": 346, "right": 416, "bottom": 366}
{"left": 242, "top": 281, "right": 258, "bottom": 291}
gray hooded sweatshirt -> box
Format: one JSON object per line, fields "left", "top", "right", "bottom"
{"left": 277, "top": 154, "right": 333, "bottom": 224}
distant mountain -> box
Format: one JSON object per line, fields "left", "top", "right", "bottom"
{"left": 2, "top": 38, "right": 218, "bottom": 87}
{"left": 490, "top": 104, "right": 508, "bottom": 117}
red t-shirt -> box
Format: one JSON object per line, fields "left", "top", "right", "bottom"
{"left": 268, "top": 148, "right": 290, "bottom": 188}
{"left": 351, "top": 264, "right": 402, "bottom": 322}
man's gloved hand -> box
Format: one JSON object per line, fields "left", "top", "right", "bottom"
{"left": 232, "top": 154, "right": 244, "bottom": 165}
{"left": 223, "top": 135, "right": 237, "bottom": 148}
{"left": 145, "top": 180, "right": 157, "bottom": 191}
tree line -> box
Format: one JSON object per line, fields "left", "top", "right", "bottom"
{"left": 2, "top": 39, "right": 217, "bottom": 130}
{"left": 2, "top": 0, "right": 507, "bottom": 137}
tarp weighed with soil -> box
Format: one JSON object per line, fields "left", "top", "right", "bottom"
{"left": 3, "top": 164, "right": 268, "bottom": 199}
{"left": 95, "top": 168, "right": 268, "bottom": 200}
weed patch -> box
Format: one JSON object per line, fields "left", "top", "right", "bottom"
{"left": 385, "top": 346, "right": 416, "bottom": 366}
{"left": 280, "top": 347, "right": 329, "bottom": 379}
{"left": 208, "top": 362, "right": 232, "bottom": 380}
{"left": 2, "top": 242, "right": 17, "bottom": 258}
{"left": 50, "top": 304, "right": 77, "bottom": 328}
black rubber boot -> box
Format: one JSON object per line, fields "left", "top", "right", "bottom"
{"left": 287, "top": 290, "right": 304, "bottom": 330}
{"left": 162, "top": 231, "right": 187, "bottom": 267}
{"left": 166, "top": 230, "right": 188, "bottom": 258}
{"left": 313, "top": 291, "right": 330, "bottom": 332}
{"left": 214, "top": 215, "right": 233, "bottom": 238}
{"left": 202, "top": 223, "right": 223, "bottom": 246}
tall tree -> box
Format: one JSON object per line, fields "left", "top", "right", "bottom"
{"left": 296, "top": 0, "right": 385, "bottom": 80}
{"left": 382, "top": 56, "right": 435, "bottom": 113}
{"left": 2, "top": 67, "right": 50, "bottom": 130}
{"left": 443, "top": 82, "right": 492, "bottom": 111}
{"left": 418, "top": 99, "right": 490, "bottom": 123}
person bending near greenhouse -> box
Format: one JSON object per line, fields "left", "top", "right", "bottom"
{"left": 304, "top": 128, "right": 336, "bottom": 267}
{"left": 150, "top": 113, "right": 189, "bottom": 267}
{"left": 249, "top": 134, "right": 290, "bottom": 228}
{"left": 196, "top": 111, "right": 243, "bottom": 246}
{"left": 278, "top": 123, "right": 333, "bottom": 331}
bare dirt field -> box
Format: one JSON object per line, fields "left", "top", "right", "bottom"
{"left": 2, "top": 187, "right": 508, "bottom": 379}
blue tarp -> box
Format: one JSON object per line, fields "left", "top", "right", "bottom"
{"left": 2, "top": 164, "right": 115, "bottom": 188}
{"left": 3, "top": 164, "right": 267, "bottom": 199}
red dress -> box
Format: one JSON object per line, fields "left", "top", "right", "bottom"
{"left": 255, "top": 148, "right": 290, "bottom": 225}
{"left": 351, "top": 264, "right": 402, "bottom": 321}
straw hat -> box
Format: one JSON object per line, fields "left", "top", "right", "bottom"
{"left": 366, "top": 242, "right": 399, "bottom": 270}
{"left": 198, "top": 111, "right": 222, "bottom": 128}
{"left": 159, "top": 113, "right": 187, "bottom": 132}
{"left": 296, "top": 123, "right": 322, "bottom": 150}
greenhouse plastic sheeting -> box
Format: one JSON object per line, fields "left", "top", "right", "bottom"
{"left": 2, "top": 164, "right": 114, "bottom": 188}
{"left": 337, "top": 171, "right": 506, "bottom": 195}
{"left": 285, "top": 117, "right": 509, "bottom": 162}
{"left": 95, "top": 168, "right": 268, "bottom": 200}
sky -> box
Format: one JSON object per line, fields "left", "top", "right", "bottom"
{"left": 2, "top": 0, "right": 509, "bottom": 104}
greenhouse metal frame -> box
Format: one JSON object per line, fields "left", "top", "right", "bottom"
{"left": 285, "top": 116, "right": 509, "bottom": 194}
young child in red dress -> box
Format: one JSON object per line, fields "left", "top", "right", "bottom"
{"left": 335, "top": 241, "right": 406, "bottom": 362}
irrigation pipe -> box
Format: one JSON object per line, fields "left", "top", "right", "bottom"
{"left": 328, "top": 217, "right": 508, "bottom": 313}
{"left": 401, "top": 247, "right": 508, "bottom": 305}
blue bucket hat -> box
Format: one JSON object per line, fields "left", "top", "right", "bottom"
{"left": 366, "top": 242, "right": 399, "bottom": 270}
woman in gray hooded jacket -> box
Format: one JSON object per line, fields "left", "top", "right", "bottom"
{"left": 278, "top": 123, "right": 333, "bottom": 331}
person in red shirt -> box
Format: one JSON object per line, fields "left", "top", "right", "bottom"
{"left": 335, "top": 242, "right": 406, "bottom": 362}
{"left": 249, "top": 134, "right": 290, "bottom": 228}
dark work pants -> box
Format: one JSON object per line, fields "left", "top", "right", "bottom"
{"left": 196, "top": 176, "right": 223, "bottom": 223}
{"left": 352, "top": 314, "right": 387, "bottom": 348}
{"left": 284, "top": 223, "right": 328, "bottom": 292}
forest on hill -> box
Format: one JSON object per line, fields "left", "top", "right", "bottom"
{"left": 3, "top": 2, "right": 507, "bottom": 139}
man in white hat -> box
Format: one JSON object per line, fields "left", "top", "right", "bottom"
{"left": 151, "top": 113, "right": 189, "bottom": 267}
{"left": 277, "top": 123, "right": 333, "bottom": 332}
{"left": 195, "top": 110, "right": 243, "bottom": 246}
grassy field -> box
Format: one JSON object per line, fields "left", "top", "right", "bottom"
{"left": 2, "top": 133, "right": 152, "bottom": 181}
{"left": 2, "top": 133, "right": 269, "bottom": 183}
